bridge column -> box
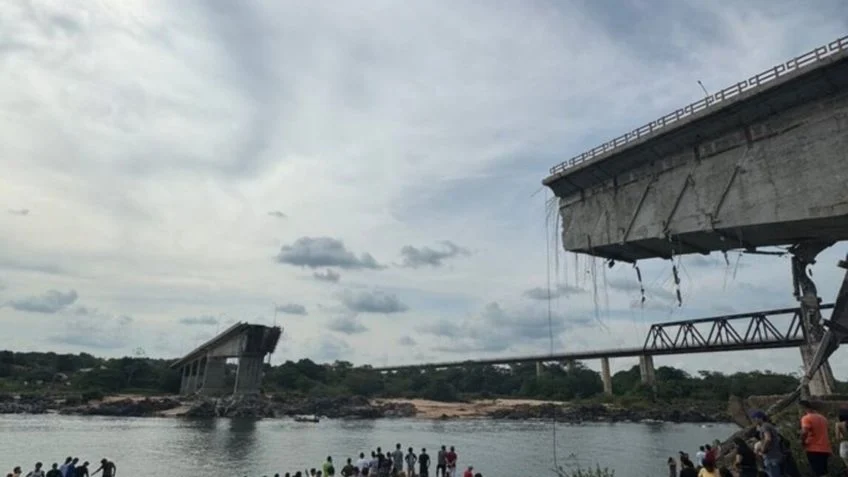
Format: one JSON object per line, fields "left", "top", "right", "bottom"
{"left": 639, "top": 355, "right": 656, "bottom": 390}
{"left": 535, "top": 361, "right": 543, "bottom": 378}
{"left": 600, "top": 357, "right": 612, "bottom": 396}
{"left": 234, "top": 354, "right": 264, "bottom": 395}
{"left": 566, "top": 360, "right": 576, "bottom": 373}
{"left": 792, "top": 244, "right": 836, "bottom": 396}
{"left": 202, "top": 356, "right": 227, "bottom": 395}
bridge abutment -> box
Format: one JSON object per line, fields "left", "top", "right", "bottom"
{"left": 600, "top": 357, "right": 612, "bottom": 395}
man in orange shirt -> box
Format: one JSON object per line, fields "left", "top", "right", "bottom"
{"left": 799, "top": 399, "right": 832, "bottom": 476}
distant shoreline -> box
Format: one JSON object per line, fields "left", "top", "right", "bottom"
{"left": 0, "top": 393, "right": 732, "bottom": 423}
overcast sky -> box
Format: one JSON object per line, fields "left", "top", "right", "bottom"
{"left": 1, "top": 0, "right": 848, "bottom": 378}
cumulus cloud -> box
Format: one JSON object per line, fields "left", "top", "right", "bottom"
{"left": 524, "top": 284, "right": 587, "bottom": 300}
{"left": 313, "top": 269, "right": 341, "bottom": 283}
{"left": 7, "top": 289, "right": 78, "bottom": 314}
{"left": 419, "top": 301, "right": 590, "bottom": 353}
{"left": 328, "top": 315, "right": 368, "bottom": 335}
{"left": 276, "top": 237, "right": 383, "bottom": 270}
{"left": 275, "top": 303, "right": 307, "bottom": 315}
{"left": 340, "top": 289, "right": 409, "bottom": 314}
{"left": 267, "top": 210, "right": 287, "bottom": 219}
{"left": 179, "top": 315, "right": 219, "bottom": 326}
{"left": 399, "top": 241, "right": 470, "bottom": 268}
{"left": 7, "top": 209, "right": 29, "bottom": 216}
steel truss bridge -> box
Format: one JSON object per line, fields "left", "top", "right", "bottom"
{"left": 376, "top": 304, "right": 839, "bottom": 371}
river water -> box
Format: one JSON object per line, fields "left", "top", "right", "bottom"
{"left": 0, "top": 415, "right": 737, "bottom": 477}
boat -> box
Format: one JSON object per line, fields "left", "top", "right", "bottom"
{"left": 294, "top": 415, "right": 320, "bottom": 423}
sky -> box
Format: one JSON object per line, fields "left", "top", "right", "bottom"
{"left": 1, "top": 0, "right": 848, "bottom": 378}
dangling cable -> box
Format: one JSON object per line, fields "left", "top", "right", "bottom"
{"left": 544, "top": 192, "right": 559, "bottom": 471}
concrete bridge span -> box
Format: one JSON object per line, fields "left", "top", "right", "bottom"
{"left": 542, "top": 36, "right": 848, "bottom": 397}
{"left": 170, "top": 323, "right": 281, "bottom": 396}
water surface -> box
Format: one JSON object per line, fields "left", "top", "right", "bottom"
{"left": 0, "top": 415, "right": 737, "bottom": 476}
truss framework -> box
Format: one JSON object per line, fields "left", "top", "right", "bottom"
{"left": 643, "top": 304, "right": 835, "bottom": 353}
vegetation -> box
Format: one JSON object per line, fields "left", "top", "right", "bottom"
{"left": 1, "top": 349, "right": 838, "bottom": 404}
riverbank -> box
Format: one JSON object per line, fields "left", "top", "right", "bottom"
{"left": 0, "top": 393, "right": 731, "bottom": 423}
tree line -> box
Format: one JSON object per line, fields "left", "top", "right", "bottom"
{"left": 0, "top": 350, "right": 834, "bottom": 402}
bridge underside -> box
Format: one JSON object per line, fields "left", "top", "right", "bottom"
{"left": 171, "top": 323, "right": 281, "bottom": 396}
{"left": 545, "top": 46, "right": 848, "bottom": 262}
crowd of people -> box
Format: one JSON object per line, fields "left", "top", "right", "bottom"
{"left": 666, "top": 400, "right": 848, "bottom": 477}
{"left": 268, "top": 444, "right": 482, "bottom": 477}
{"left": 6, "top": 446, "right": 474, "bottom": 477}
{"left": 7, "top": 458, "right": 116, "bottom": 477}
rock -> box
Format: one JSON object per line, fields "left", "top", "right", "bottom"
{"left": 64, "top": 398, "right": 181, "bottom": 417}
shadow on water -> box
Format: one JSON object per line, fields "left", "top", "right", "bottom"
{"left": 225, "top": 418, "right": 259, "bottom": 465}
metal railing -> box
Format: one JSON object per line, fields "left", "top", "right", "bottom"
{"left": 548, "top": 35, "right": 848, "bottom": 177}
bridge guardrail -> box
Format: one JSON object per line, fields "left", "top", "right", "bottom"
{"left": 548, "top": 35, "right": 848, "bottom": 177}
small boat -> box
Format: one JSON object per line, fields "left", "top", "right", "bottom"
{"left": 294, "top": 415, "right": 320, "bottom": 423}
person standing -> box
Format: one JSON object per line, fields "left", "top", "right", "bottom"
{"left": 836, "top": 407, "right": 848, "bottom": 469}
{"left": 58, "top": 459, "right": 71, "bottom": 477}
{"left": 45, "top": 465, "right": 61, "bottom": 477}
{"left": 341, "top": 458, "right": 356, "bottom": 477}
{"left": 445, "top": 447, "right": 457, "bottom": 477}
{"left": 323, "top": 457, "right": 336, "bottom": 477}
{"left": 91, "top": 459, "right": 115, "bottom": 477}
{"left": 751, "top": 410, "right": 783, "bottom": 477}
{"left": 799, "top": 400, "right": 831, "bottom": 477}
{"left": 25, "top": 463, "right": 45, "bottom": 477}
{"left": 404, "top": 448, "right": 417, "bottom": 477}
{"left": 435, "top": 447, "right": 446, "bottom": 477}
{"left": 418, "top": 449, "right": 430, "bottom": 477}
{"left": 694, "top": 447, "right": 706, "bottom": 468}
{"left": 392, "top": 444, "right": 404, "bottom": 475}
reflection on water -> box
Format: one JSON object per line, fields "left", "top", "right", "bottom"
{"left": 0, "top": 415, "right": 738, "bottom": 477}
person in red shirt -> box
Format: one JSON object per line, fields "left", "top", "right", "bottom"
{"left": 445, "top": 447, "right": 457, "bottom": 477}
{"left": 462, "top": 467, "right": 472, "bottom": 477}
{"left": 800, "top": 399, "right": 832, "bottom": 477}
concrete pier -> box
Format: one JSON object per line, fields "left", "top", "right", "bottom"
{"left": 639, "top": 355, "right": 656, "bottom": 390}
{"left": 601, "top": 357, "right": 612, "bottom": 396}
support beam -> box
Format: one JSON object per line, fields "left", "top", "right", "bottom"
{"left": 535, "top": 361, "right": 543, "bottom": 378}
{"left": 790, "top": 242, "right": 836, "bottom": 396}
{"left": 566, "top": 360, "right": 577, "bottom": 373}
{"left": 600, "top": 357, "right": 612, "bottom": 396}
{"left": 639, "top": 355, "right": 656, "bottom": 390}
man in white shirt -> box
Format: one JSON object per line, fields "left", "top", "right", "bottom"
{"left": 694, "top": 446, "right": 706, "bottom": 467}
{"left": 355, "top": 453, "right": 369, "bottom": 476}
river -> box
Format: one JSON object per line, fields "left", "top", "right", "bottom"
{"left": 0, "top": 415, "right": 737, "bottom": 476}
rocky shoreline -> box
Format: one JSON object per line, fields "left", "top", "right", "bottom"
{"left": 0, "top": 393, "right": 730, "bottom": 423}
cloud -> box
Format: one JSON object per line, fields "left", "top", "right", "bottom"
{"left": 327, "top": 315, "right": 368, "bottom": 335}
{"left": 275, "top": 303, "right": 307, "bottom": 315}
{"left": 313, "top": 269, "right": 341, "bottom": 283}
{"left": 7, "top": 289, "right": 78, "bottom": 314}
{"left": 276, "top": 237, "right": 383, "bottom": 270}
{"left": 608, "top": 278, "right": 677, "bottom": 302}
{"left": 398, "top": 335, "right": 417, "bottom": 346}
{"left": 399, "top": 241, "right": 470, "bottom": 268}
{"left": 1, "top": 0, "right": 847, "bottom": 378}
{"left": 51, "top": 311, "right": 134, "bottom": 350}
{"left": 419, "top": 301, "right": 590, "bottom": 353}
{"left": 179, "top": 315, "right": 219, "bottom": 326}
{"left": 267, "top": 210, "right": 287, "bottom": 219}
{"left": 524, "top": 284, "right": 587, "bottom": 300}
{"left": 7, "top": 209, "right": 29, "bottom": 216}
{"left": 340, "top": 289, "right": 409, "bottom": 314}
